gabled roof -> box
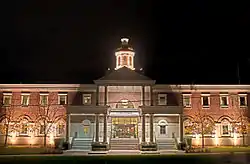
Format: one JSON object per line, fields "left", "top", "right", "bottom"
{"left": 94, "top": 67, "right": 155, "bottom": 85}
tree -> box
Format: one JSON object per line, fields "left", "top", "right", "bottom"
{"left": 184, "top": 85, "right": 215, "bottom": 148}
{"left": 33, "top": 93, "right": 66, "bottom": 147}
{"left": 231, "top": 93, "right": 249, "bottom": 146}
{"left": 0, "top": 104, "right": 19, "bottom": 147}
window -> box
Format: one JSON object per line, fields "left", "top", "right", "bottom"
{"left": 40, "top": 125, "right": 45, "bottom": 134}
{"left": 58, "top": 94, "right": 67, "bottom": 105}
{"left": 201, "top": 95, "right": 210, "bottom": 108}
{"left": 40, "top": 94, "right": 48, "bottom": 106}
{"left": 160, "top": 125, "right": 166, "bottom": 134}
{"left": 21, "top": 94, "right": 30, "bottom": 106}
{"left": 222, "top": 125, "right": 229, "bottom": 135}
{"left": 158, "top": 94, "right": 167, "bottom": 105}
{"left": 3, "top": 93, "right": 12, "bottom": 106}
{"left": 19, "top": 119, "right": 29, "bottom": 135}
{"left": 239, "top": 94, "right": 247, "bottom": 107}
{"left": 83, "top": 94, "right": 91, "bottom": 105}
{"left": 221, "top": 119, "right": 230, "bottom": 136}
{"left": 220, "top": 95, "right": 228, "bottom": 107}
{"left": 57, "top": 124, "right": 65, "bottom": 135}
{"left": 183, "top": 94, "right": 191, "bottom": 107}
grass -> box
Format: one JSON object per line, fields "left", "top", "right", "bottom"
{"left": 208, "top": 146, "right": 250, "bottom": 152}
{"left": 0, "top": 155, "right": 223, "bottom": 164}
{"left": 0, "top": 147, "right": 62, "bottom": 155}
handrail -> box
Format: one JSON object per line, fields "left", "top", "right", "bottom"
{"left": 92, "top": 130, "right": 95, "bottom": 143}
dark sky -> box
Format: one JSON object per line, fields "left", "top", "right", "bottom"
{"left": 1, "top": 1, "right": 250, "bottom": 84}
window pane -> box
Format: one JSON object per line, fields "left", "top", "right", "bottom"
{"left": 183, "top": 96, "right": 190, "bottom": 106}
{"left": 4, "top": 96, "right": 11, "bottom": 105}
{"left": 240, "top": 96, "right": 246, "bottom": 106}
{"left": 40, "top": 95, "right": 48, "bottom": 105}
{"left": 202, "top": 96, "right": 209, "bottom": 106}
{"left": 222, "top": 125, "right": 229, "bottom": 135}
{"left": 221, "top": 96, "right": 228, "bottom": 106}
{"left": 83, "top": 95, "right": 91, "bottom": 104}
{"left": 160, "top": 125, "right": 166, "bottom": 134}
{"left": 59, "top": 95, "right": 66, "bottom": 105}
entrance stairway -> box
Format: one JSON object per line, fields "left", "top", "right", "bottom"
{"left": 156, "top": 138, "right": 176, "bottom": 150}
{"left": 110, "top": 138, "right": 139, "bottom": 150}
{"left": 71, "top": 138, "right": 92, "bottom": 150}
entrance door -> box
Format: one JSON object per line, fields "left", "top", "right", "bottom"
{"left": 112, "top": 117, "right": 138, "bottom": 138}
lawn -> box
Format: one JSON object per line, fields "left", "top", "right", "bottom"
{"left": 208, "top": 146, "right": 250, "bottom": 153}
{"left": 0, "top": 147, "right": 62, "bottom": 155}
{"left": 0, "top": 154, "right": 227, "bottom": 164}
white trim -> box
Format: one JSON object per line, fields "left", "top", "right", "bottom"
{"left": 154, "top": 114, "right": 180, "bottom": 116}
{"left": 58, "top": 94, "right": 67, "bottom": 105}
{"left": 238, "top": 94, "right": 247, "bottom": 107}
{"left": 183, "top": 94, "right": 191, "bottom": 107}
{"left": 158, "top": 93, "right": 167, "bottom": 105}
{"left": 3, "top": 93, "right": 12, "bottom": 95}
{"left": 21, "top": 94, "right": 30, "bottom": 106}
{"left": 201, "top": 94, "right": 210, "bottom": 108}
{"left": 220, "top": 94, "right": 229, "bottom": 108}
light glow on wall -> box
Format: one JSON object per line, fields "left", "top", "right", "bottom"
{"left": 49, "top": 134, "right": 54, "bottom": 145}
{"left": 215, "top": 134, "right": 219, "bottom": 146}
{"left": 10, "top": 132, "right": 16, "bottom": 144}
{"left": 233, "top": 132, "right": 237, "bottom": 146}
{"left": 195, "top": 133, "right": 199, "bottom": 146}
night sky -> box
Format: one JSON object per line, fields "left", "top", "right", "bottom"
{"left": 1, "top": 1, "right": 250, "bottom": 84}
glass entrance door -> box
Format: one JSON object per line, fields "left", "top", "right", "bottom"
{"left": 112, "top": 117, "right": 138, "bottom": 138}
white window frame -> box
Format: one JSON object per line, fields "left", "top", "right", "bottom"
{"left": 201, "top": 94, "right": 210, "bottom": 108}
{"left": 183, "top": 94, "right": 191, "bottom": 108}
{"left": 39, "top": 124, "right": 46, "bottom": 135}
{"left": 58, "top": 94, "right": 67, "bottom": 105}
{"left": 3, "top": 93, "right": 12, "bottom": 106}
{"left": 158, "top": 94, "right": 167, "bottom": 105}
{"left": 221, "top": 120, "right": 231, "bottom": 136}
{"left": 21, "top": 93, "right": 30, "bottom": 106}
{"left": 238, "top": 94, "right": 247, "bottom": 107}
{"left": 220, "top": 94, "right": 229, "bottom": 108}
{"left": 82, "top": 94, "right": 92, "bottom": 105}
{"left": 19, "top": 120, "right": 29, "bottom": 136}
{"left": 57, "top": 124, "right": 65, "bottom": 136}
{"left": 40, "top": 94, "right": 49, "bottom": 106}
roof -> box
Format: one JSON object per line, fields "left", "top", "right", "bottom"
{"left": 97, "top": 67, "right": 152, "bottom": 81}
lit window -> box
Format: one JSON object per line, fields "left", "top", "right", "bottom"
{"left": 57, "top": 124, "right": 65, "bottom": 135}
{"left": 83, "top": 94, "right": 91, "bottom": 105}
{"left": 21, "top": 94, "right": 30, "bottom": 106}
{"left": 201, "top": 95, "right": 210, "bottom": 108}
{"left": 160, "top": 125, "right": 166, "bottom": 134}
{"left": 40, "top": 94, "right": 48, "bottom": 106}
{"left": 158, "top": 94, "right": 167, "bottom": 105}
{"left": 220, "top": 95, "right": 228, "bottom": 107}
{"left": 58, "top": 94, "right": 67, "bottom": 105}
{"left": 20, "top": 119, "right": 29, "bottom": 135}
{"left": 183, "top": 94, "right": 191, "bottom": 107}
{"left": 221, "top": 119, "right": 230, "bottom": 136}
{"left": 3, "top": 93, "right": 12, "bottom": 106}
{"left": 239, "top": 94, "right": 247, "bottom": 107}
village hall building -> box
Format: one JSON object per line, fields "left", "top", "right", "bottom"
{"left": 0, "top": 38, "right": 249, "bottom": 151}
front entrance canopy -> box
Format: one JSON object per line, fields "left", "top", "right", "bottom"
{"left": 109, "top": 108, "right": 140, "bottom": 117}
{"left": 94, "top": 67, "right": 155, "bottom": 85}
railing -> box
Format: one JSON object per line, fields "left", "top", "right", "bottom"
{"left": 92, "top": 130, "right": 95, "bottom": 143}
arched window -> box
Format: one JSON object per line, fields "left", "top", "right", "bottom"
{"left": 184, "top": 119, "right": 194, "bottom": 135}
{"left": 82, "top": 119, "right": 91, "bottom": 135}
{"left": 221, "top": 119, "right": 231, "bottom": 136}
{"left": 19, "top": 119, "right": 29, "bottom": 136}
{"left": 57, "top": 120, "right": 65, "bottom": 136}
{"left": 123, "top": 56, "right": 127, "bottom": 66}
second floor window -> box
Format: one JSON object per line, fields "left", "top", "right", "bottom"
{"left": 239, "top": 94, "right": 247, "bottom": 107}
{"left": 83, "top": 94, "right": 91, "bottom": 105}
{"left": 58, "top": 94, "right": 67, "bottom": 105}
{"left": 183, "top": 95, "right": 191, "bottom": 107}
{"left": 21, "top": 94, "right": 30, "bottom": 106}
{"left": 201, "top": 95, "right": 210, "bottom": 108}
{"left": 3, "top": 94, "right": 12, "bottom": 106}
{"left": 220, "top": 95, "right": 228, "bottom": 107}
{"left": 158, "top": 94, "right": 167, "bottom": 105}
{"left": 40, "top": 95, "right": 48, "bottom": 106}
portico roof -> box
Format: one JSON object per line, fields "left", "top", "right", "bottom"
{"left": 94, "top": 67, "right": 155, "bottom": 85}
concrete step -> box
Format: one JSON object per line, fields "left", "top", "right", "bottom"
{"left": 110, "top": 139, "right": 139, "bottom": 150}
{"left": 72, "top": 145, "right": 91, "bottom": 150}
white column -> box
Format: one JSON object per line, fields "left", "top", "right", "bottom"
{"left": 179, "top": 114, "right": 183, "bottom": 142}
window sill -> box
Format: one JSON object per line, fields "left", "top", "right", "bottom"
{"left": 220, "top": 106, "right": 228, "bottom": 109}
{"left": 202, "top": 106, "right": 210, "bottom": 109}
{"left": 18, "top": 134, "right": 30, "bottom": 137}
{"left": 21, "top": 105, "right": 29, "bottom": 107}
